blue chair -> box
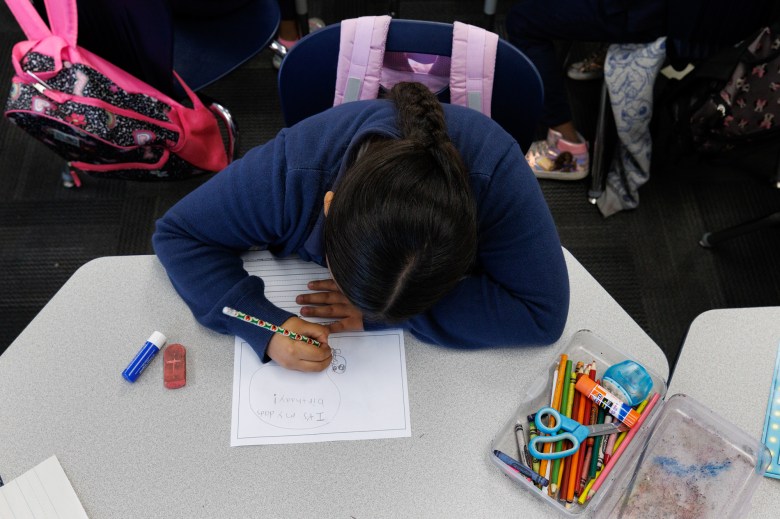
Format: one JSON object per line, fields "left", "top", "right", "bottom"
{"left": 277, "top": 19, "right": 544, "bottom": 152}
{"left": 173, "top": 0, "right": 281, "bottom": 92}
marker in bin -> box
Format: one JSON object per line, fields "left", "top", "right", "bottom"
{"left": 575, "top": 376, "right": 640, "bottom": 428}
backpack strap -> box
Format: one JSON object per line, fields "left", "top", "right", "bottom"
{"left": 5, "top": 0, "right": 79, "bottom": 46}
{"left": 333, "top": 15, "right": 392, "bottom": 106}
{"left": 449, "top": 21, "right": 497, "bottom": 117}
{"left": 4, "top": 0, "right": 53, "bottom": 41}
{"left": 334, "top": 17, "right": 498, "bottom": 116}
{"left": 43, "top": 0, "right": 79, "bottom": 47}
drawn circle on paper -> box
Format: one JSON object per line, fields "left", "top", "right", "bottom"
{"left": 248, "top": 364, "right": 341, "bottom": 429}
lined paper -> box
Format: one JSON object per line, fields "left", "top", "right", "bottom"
{"left": 0, "top": 456, "right": 88, "bottom": 519}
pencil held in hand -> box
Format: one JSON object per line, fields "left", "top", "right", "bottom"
{"left": 222, "top": 307, "right": 321, "bottom": 347}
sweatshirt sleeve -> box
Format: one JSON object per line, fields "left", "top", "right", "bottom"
{"left": 152, "top": 133, "right": 326, "bottom": 361}
{"left": 389, "top": 140, "right": 570, "bottom": 348}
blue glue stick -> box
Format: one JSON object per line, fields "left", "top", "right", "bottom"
{"left": 602, "top": 360, "right": 652, "bottom": 407}
{"left": 122, "top": 331, "right": 167, "bottom": 383}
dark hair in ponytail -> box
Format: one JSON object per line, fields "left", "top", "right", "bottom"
{"left": 324, "top": 82, "right": 478, "bottom": 323}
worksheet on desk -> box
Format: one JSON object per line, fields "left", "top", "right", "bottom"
{"left": 231, "top": 250, "right": 411, "bottom": 446}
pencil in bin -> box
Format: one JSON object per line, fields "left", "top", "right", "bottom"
{"left": 584, "top": 393, "right": 661, "bottom": 502}
{"left": 541, "top": 354, "right": 567, "bottom": 492}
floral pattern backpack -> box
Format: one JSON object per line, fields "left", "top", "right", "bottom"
{"left": 4, "top": 0, "right": 236, "bottom": 186}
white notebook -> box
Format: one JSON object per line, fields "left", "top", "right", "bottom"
{"left": 0, "top": 456, "right": 88, "bottom": 519}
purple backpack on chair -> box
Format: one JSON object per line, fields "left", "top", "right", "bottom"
{"left": 3, "top": 0, "right": 236, "bottom": 186}
{"left": 333, "top": 15, "right": 498, "bottom": 117}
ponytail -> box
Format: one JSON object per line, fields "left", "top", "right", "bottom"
{"left": 391, "top": 82, "right": 471, "bottom": 190}
{"left": 391, "top": 81, "right": 450, "bottom": 148}
{"left": 324, "top": 82, "right": 478, "bottom": 323}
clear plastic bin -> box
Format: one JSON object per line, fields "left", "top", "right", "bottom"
{"left": 489, "top": 329, "right": 771, "bottom": 518}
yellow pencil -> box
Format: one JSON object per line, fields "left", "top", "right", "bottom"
{"left": 542, "top": 354, "right": 567, "bottom": 494}
{"left": 578, "top": 397, "right": 652, "bottom": 507}
{"left": 577, "top": 474, "right": 600, "bottom": 505}
{"left": 550, "top": 359, "right": 573, "bottom": 496}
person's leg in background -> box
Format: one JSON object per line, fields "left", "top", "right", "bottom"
{"left": 278, "top": 0, "right": 301, "bottom": 48}
{"left": 272, "top": 1, "right": 324, "bottom": 69}
{"left": 505, "top": 0, "right": 664, "bottom": 180}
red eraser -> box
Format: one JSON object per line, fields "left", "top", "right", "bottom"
{"left": 163, "top": 343, "right": 186, "bottom": 389}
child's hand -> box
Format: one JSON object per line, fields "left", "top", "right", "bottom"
{"left": 297, "top": 279, "right": 365, "bottom": 333}
{"left": 266, "top": 316, "right": 332, "bottom": 371}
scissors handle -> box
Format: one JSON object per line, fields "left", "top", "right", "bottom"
{"left": 528, "top": 407, "right": 588, "bottom": 460}
{"left": 534, "top": 407, "right": 579, "bottom": 435}
{"left": 529, "top": 432, "right": 580, "bottom": 460}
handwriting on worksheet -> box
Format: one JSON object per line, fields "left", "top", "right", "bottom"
{"left": 230, "top": 251, "right": 411, "bottom": 446}
{"left": 249, "top": 350, "right": 345, "bottom": 429}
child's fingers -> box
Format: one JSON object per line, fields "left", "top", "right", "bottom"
{"left": 307, "top": 279, "right": 339, "bottom": 291}
{"left": 301, "top": 303, "right": 352, "bottom": 318}
{"left": 297, "top": 341, "right": 332, "bottom": 361}
{"left": 296, "top": 291, "right": 344, "bottom": 305}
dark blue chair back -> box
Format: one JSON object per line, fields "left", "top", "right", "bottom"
{"left": 278, "top": 19, "right": 543, "bottom": 151}
{"left": 174, "top": 0, "right": 280, "bottom": 92}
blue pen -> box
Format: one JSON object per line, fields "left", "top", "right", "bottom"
{"left": 122, "top": 331, "right": 167, "bottom": 382}
{"left": 494, "top": 449, "right": 549, "bottom": 487}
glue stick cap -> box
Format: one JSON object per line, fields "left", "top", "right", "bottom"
{"left": 602, "top": 360, "right": 652, "bottom": 407}
{"left": 121, "top": 331, "right": 168, "bottom": 383}
{"left": 148, "top": 331, "right": 167, "bottom": 348}
{"left": 575, "top": 373, "right": 599, "bottom": 396}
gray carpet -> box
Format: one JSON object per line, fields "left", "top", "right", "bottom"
{"left": 1, "top": 1, "right": 779, "bottom": 373}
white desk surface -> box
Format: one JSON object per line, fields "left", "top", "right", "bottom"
{"left": 669, "top": 307, "right": 780, "bottom": 518}
{"left": 0, "top": 250, "right": 667, "bottom": 518}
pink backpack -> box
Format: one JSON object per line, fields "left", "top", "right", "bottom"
{"left": 3, "top": 0, "right": 236, "bottom": 186}
{"left": 333, "top": 16, "right": 498, "bottom": 116}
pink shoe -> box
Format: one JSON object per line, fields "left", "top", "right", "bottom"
{"left": 525, "top": 129, "right": 589, "bottom": 180}
{"left": 273, "top": 17, "right": 326, "bottom": 69}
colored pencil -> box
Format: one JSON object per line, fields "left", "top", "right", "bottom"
{"left": 586, "top": 393, "right": 661, "bottom": 501}
{"left": 537, "top": 366, "right": 560, "bottom": 485}
{"left": 579, "top": 446, "right": 593, "bottom": 498}
{"left": 603, "top": 416, "right": 618, "bottom": 466}
{"left": 578, "top": 399, "right": 650, "bottom": 505}
{"left": 612, "top": 396, "right": 650, "bottom": 454}
{"left": 527, "top": 417, "right": 542, "bottom": 486}
{"left": 542, "top": 354, "right": 567, "bottom": 492}
{"left": 559, "top": 455, "right": 570, "bottom": 504}
{"left": 575, "top": 362, "right": 593, "bottom": 496}
{"left": 222, "top": 306, "right": 320, "bottom": 347}
{"left": 588, "top": 385, "right": 606, "bottom": 479}
{"left": 578, "top": 474, "right": 599, "bottom": 505}
{"left": 566, "top": 368, "right": 586, "bottom": 506}
{"left": 550, "top": 359, "right": 572, "bottom": 497}
{"left": 559, "top": 361, "right": 579, "bottom": 503}
{"left": 597, "top": 415, "right": 612, "bottom": 471}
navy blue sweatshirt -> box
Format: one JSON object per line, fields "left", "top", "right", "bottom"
{"left": 153, "top": 100, "right": 569, "bottom": 361}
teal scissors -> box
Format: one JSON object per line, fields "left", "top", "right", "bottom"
{"left": 528, "top": 407, "right": 627, "bottom": 460}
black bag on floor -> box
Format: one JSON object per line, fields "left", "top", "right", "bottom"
{"left": 669, "top": 22, "right": 780, "bottom": 154}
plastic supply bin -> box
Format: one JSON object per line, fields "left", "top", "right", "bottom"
{"left": 490, "top": 330, "right": 771, "bottom": 518}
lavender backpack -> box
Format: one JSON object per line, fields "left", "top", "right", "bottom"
{"left": 333, "top": 15, "right": 498, "bottom": 117}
